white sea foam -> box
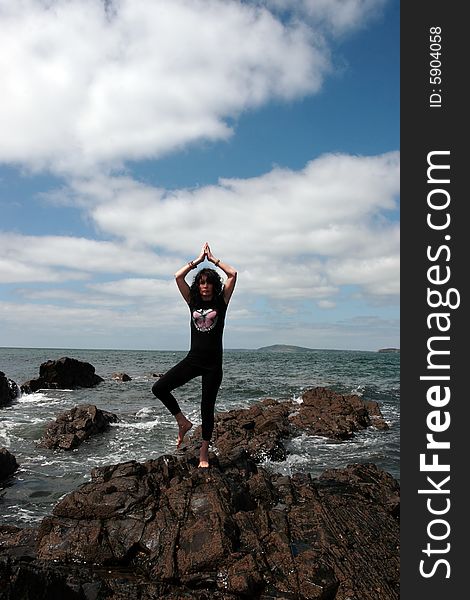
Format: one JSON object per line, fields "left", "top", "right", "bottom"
{"left": 17, "top": 392, "right": 48, "bottom": 404}
{"left": 7, "top": 506, "right": 43, "bottom": 524}
{"left": 112, "top": 418, "right": 161, "bottom": 430}
{"left": 351, "top": 384, "right": 365, "bottom": 395}
{"left": 135, "top": 406, "right": 156, "bottom": 418}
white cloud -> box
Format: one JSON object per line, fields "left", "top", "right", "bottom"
{"left": 1, "top": 152, "right": 399, "bottom": 309}
{"left": 0, "top": 233, "right": 177, "bottom": 281}
{"left": 328, "top": 255, "right": 400, "bottom": 295}
{"left": 0, "top": 257, "right": 88, "bottom": 284}
{"left": 72, "top": 151, "right": 399, "bottom": 299}
{"left": 16, "top": 288, "right": 132, "bottom": 308}
{"left": 261, "top": 0, "right": 388, "bottom": 36}
{"left": 0, "top": 1, "right": 397, "bottom": 351}
{"left": 89, "top": 278, "right": 176, "bottom": 300}
{"left": 0, "top": 0, "right": 330, "bottom": 175}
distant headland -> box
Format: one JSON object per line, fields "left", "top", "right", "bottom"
{"left": 229, "top": 344, "right": 400, "bottom": 353}
{"left": 256, "top": 344, "right": 318, "bottom": 353}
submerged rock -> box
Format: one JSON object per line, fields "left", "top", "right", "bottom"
{"left": 21, "top": 357, "right": 104, "bottom": 394}
{"left": 0, "top": 454, "right": 399, "bottom": 599}
{"left": 37, "top": 404, "right": 119, "bottom": 450}
{"left": 112, "top": 372, "right": 132, "bottom": 381}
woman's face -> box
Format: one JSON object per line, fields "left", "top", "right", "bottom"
{"left": 198, "top": 275, "right": 214, "bottom": 301}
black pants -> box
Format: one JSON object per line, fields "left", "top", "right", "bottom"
{"left": 152, "top": 356, "right": 223, "bottom": 441}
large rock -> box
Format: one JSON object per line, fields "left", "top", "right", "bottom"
{"left": 290, "top": 387, "right": 389, "bottom": 437}
{"left": 38, "top": 404, "right": 119, "bottom": 450}
{"left": 21, "top": 357, "right": 104, "bottom": 394}
{"left": 0, "top": 448, "right": 19, "bottom": 482}
{"left": 0, "top": 453, "right": 399, "bottom": 599}
{"left": 0, "top": 372, "right": 19, "bottom": 407}
{"left": 188, "top": 387, "right": 389, "bottom": 463}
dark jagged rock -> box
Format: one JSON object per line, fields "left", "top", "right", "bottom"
{"left": 112, "top": 372, "right": 132, "bottom": 382}
{"left": 187, "top": 387, "right": 389, "bottom": 464}
{"left": 0, "top": 387, "right": 397, "bottom": 598}
{"left": 0, "top": 448, "right": 19, "bottom": 482}
{"left": 319, "top": 462, "right": 400, "bottom": 520}
{"left": 0, "top": 455, "right": 399, "bottom": 599}
{"left": 37, "top": 404, "right": 119, "bottom": 451}
{"left": 209, "top": 398, "right": 292, "bottom": 462}
{"left": 20, "top": 357, "right": 104, "bottom": 394}
{"left": 0, "top": 372, "right": 20, "bottom": 407}
{"left": 290, "top": 387, "right": 389, "bottom": 438}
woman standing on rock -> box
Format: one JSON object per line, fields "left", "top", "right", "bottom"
{"left": 152, "top": 242, "right": 237, "bottom": 468}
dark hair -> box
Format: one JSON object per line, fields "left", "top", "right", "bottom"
{"left": 189, "top": 268, "right": 223, "bottom": 304}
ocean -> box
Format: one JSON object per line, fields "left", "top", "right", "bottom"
{"left": 0, "top": 347, "right": 399, "bottom": 528}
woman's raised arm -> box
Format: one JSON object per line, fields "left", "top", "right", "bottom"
{"left": 174, "top": 244, "right": 206, "bottom": 303}
{"left": 204, "top": 242, "right": 237, "bottom": 304}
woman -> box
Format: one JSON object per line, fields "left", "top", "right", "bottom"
{"left": 152, "top": 242, "right": 237, "bottom": 468}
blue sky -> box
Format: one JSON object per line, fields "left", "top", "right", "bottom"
{"left": 0, "top": 0, "right": 399, "bottom": 351}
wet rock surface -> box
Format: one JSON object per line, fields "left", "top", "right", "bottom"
{"left": 188, "top": 387, "right": 389, "bottom": 463}
{"left": 0, "top": 387, "right": 398, "bottom": 598}
{"left": 0, "top": 453, "right": 399, "bottom": 599}
{"left": 0, "top": 372, "right": 19, "bottom": 407}
{"left": 0, "top": 449, "right": 19, "bottom": 482}
{"left": 21, "top": 357, "right": 104, "bottom": 394}
{"left": 37, "top": 404, "right": 119, "bottom": 450}
{"left": 112, "top": 372, "right": 132, "bottom": 381}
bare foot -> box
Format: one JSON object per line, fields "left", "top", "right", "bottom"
{"left": 198, "top": 440, "right": 210, "bottom": 468}
{"left": 176, "top": 419, "right": 193, "bottom": 449}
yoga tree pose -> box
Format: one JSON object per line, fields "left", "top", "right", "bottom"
{"left": 152, "top": 242, "right": 237, "bottom": 467}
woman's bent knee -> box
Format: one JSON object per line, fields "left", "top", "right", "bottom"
{"left": 152, "top": 379, "right": 165, "bottom": 398}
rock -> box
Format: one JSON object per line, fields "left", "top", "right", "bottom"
{"left": 0, "top": 448, "right": 19, "bottom": 481}
{"left": 186, "top": 387, "right": 389, "bottom": 463}
{"left": 0, "top": 525, "right": 102, "bottom": 600}
{"left": 37, "top": 404, "right": 119, "bottom": 450}
{"left": 204, "top": 399, "right": 292, "bottom": 462}
{"left": 290, "top": 387, "right": 389, "bottom": 438}
{"left": 20, "top": 357, "right": 104, "bottom": 394}
{"left": 319, "top": 462, "right": 400, "bottom": 519}
{"left": 0, "top": 372, "right": 20, "bottom": 407}
{"left": 112, "top": 372, "right": 132, "bottom": 381}
{"left": 19, "top": 378, "right": 44, "bottom": 395}
{"left": 0, "top": 455, "right": 398, "bottom": 599}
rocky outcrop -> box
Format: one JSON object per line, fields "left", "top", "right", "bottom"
{"left": 0, "top": 453, "right": 399, "bottom": 599}
{"left": 37, "top": 404, "right": 119, "bottom": 450}
{"left": 0, "top": 448, "right": 19, "bottom": 482}
{"left": 0, "top": 385, "right": 397, "bottom": 598}
{"left": 0, "top": 372, "right": 19, "bottom": 407}
{"left": 289, "top": 387, "right": 389, "bottom": 437}
{"left": 21, "top": 357, "right": 104, "bottom": 394}
{"left": 187, "top": 387, "right": 389, "bottom": 463}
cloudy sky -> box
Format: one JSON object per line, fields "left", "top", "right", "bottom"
{"left": 0, "top": 0, "right": 399, "bottom": 351}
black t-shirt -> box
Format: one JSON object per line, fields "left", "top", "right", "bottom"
{"left": 187, "top": 291, "right": 227, "bottom": 365}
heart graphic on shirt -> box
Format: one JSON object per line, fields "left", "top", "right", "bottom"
{"left": 193, "top": 308, "right": 218, "bottom": 332}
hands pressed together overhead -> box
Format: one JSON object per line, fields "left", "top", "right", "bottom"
{"left": 196, "top": 242, "right": 217, "bottom": 265}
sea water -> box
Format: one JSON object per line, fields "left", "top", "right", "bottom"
{"left": 0, "top": 347, "right": 399, "bottom": 527}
